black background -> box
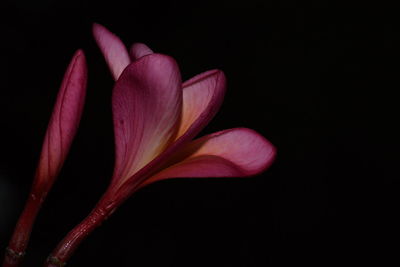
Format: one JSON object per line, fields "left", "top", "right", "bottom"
{"left": 1, "top": 1, "right": 399, "bottom": 266}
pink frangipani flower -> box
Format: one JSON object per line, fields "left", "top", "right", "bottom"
{"left": 45, "top": 24, "right": 275, "bottom": 267}
{"left": 3, "top": 50, "right": 87, "bottom": 267}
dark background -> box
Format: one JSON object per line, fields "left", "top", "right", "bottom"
{"left": 1, "top": 1, "right": 399, "bottom": 266}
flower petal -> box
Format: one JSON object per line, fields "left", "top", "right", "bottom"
{"left": 111, "top": 70, "right": 226, "bottom": 197}
{"left": 130, "top": 43, "right": 154, "bottom": 60}
{"left": 34, "top": 50, "right": 87, "bottom": 192}
{"left": 111, "top": 70, "right": 226, "bottom": 196}
{"left": 111, "top": 54, "right": 182, "bottom": 188}
{"left": 176, "top": 69, "right": 226, "bottom": 139}
{"left": 92, "top": 23, "right": 131, "bottom": 80}
{"left": 140, "top": 128, "right": 276, "bottom": 187}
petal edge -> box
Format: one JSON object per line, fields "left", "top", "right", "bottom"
{"left": 111, "top": 53, "right": 183, "bottom": 188}
{"left": 93, "top": 23, "right": 131, "bottom": 80}
{"left": 141, "top": 128, "right": 276, "bottom": 187}
{"left": 130, "top": 43, "right": 154, "bottom": 60}
{"left": 34, "top": 50, "right": 87, "bottom": 191}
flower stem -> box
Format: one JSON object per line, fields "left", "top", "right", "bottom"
{"left": 3, "top": 193, "right": 43, "bottom": 267}
{"left": 43, "top": 199, "right": 115, "bottom": 267}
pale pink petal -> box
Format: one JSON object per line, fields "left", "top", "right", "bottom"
{"left": 130, "top": 43, "right": 154, "bottom": 60}
{"left": 34, "top": 50, "right": 87, "bottom": 192}
{"left": 176, "top": 69, "right": 226, "bottom": 139}
{"left": 111, "top": 54, "right": 182, "bottom": 188}
{"left": 92, "top": 23, "right": 131, "bottom": 80}
{"left": 140, "top": 128, "right": 276, "bottom": 187}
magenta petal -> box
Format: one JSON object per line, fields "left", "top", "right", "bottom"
{"left": 34, "top": 50, "right": 87, "bottom": 191}
{"left": 111, "top": 70, "right": 226, "bottom": 196}
{"left": 111, "top": 54, "right": 182, "bottom": 188}
{"left": 176, "top": 69, "right": 226, "bottom": 139}
{"left": 141, "top": 128, "right": 276, "bottom": 186}
{"left": 130, "top": 43, "right": 154, "bottom": 60}
{"left": 92, "top": 23, "right": 131, "bottom": 80}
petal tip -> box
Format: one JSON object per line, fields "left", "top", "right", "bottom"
{"left": 240, "top": 127, "right": 277, "bottom": 176}
{"left": 132, "top": 53, "right": 179, "bottom": 73}
{"left": 73, "top": 49, "right": 86, "bottom": 62}
{"left": 92, "top": 23, "right": 131, "bottom": 80}
{"left": 257, "top": 138, "right": 277, "bottom": 174}
{"left": 182, "top": 69, "right": 225, "bottom": 88}
{"left": 92, "top": 22, "right": 105, "bottom": 35}
{"left": 130, "top": 43, "right": 154, "bottom": 60}
{"left": 70, "top": 49, "right": 87, "bottom": 77}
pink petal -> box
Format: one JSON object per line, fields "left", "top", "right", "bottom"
{"left": 92, "top": 23, "right": 131, "bottom": 80}
{"left": 176, "top": 69, "right": 226, "bottom": 139}
{"left": 110, "top": 70, "right": 226, "bottom": 198}
{"left": 108, "top": 66, "right": 248, "bottom": 201}
{"left": 130, "top": 43, "right": 154, "bottom": 60}
{"left": 111, "top": 54, "right": 182, "bottom": 188}
{"left": 140, "top": 128, "right": 276, "bottom": 187}
{"left": 34, "top": 50, "right": 87, "bottom": 192}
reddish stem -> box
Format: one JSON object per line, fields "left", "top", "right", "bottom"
{"left": 3, "top": 193, "right": 43, "bottom": 267}
{"left": 43, "top": 198, "right": 115, "bottom": 267}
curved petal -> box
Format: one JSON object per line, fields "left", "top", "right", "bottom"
{"left": 92, "top": 23, "right": 131, "bottom": 80}
{"left": 111, "top": 54, "right": 182, "bottom": 188}
{"left": 34, "top": 50, "right": 87, "bottom": 192}
{"left": 130, "top": 43, "right": 154, "bottom": 60}
{"left": 176, "top": 69, "right": 226, "bottom": 139}
{"left": 110, "top": 70, "right": 227, "bottom": 198}
{"left": 140, "top": 128, "right": 276, "bottom": 187}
